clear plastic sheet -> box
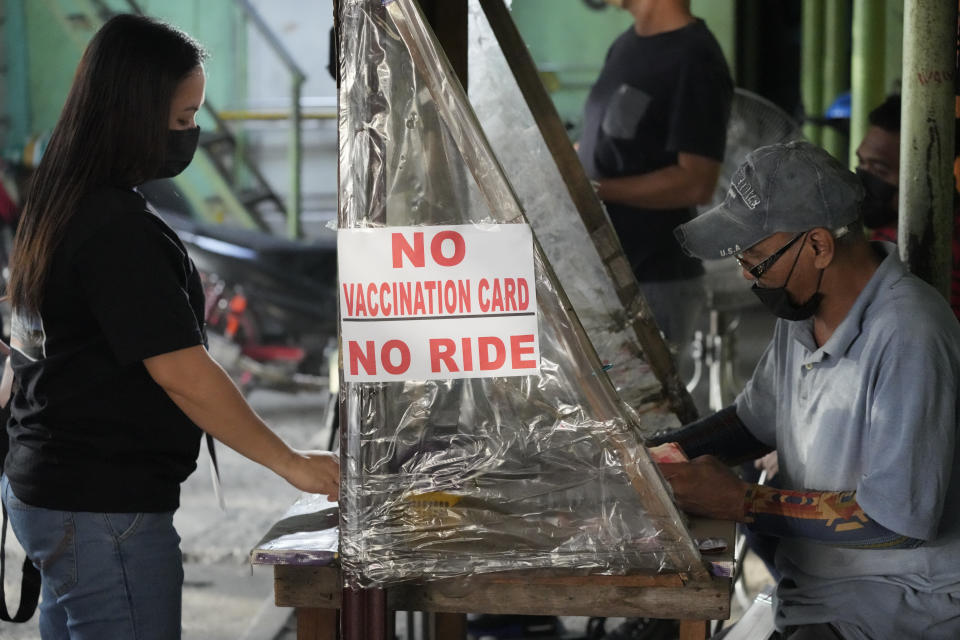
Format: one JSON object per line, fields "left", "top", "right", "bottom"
{"left": 338, "top": 0, "right": 702, "bottom": 587}
{"left": 466, "top": 3, "right": 678, "bottom": 432}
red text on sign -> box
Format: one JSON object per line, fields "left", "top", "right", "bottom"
{"left": 429, "top": 335, "right": 537, "bottom": 373}
{"left": 348, "top": 339, "right": 412, "bottom": 376}
{"left": 478, "top": 278, "right": 529, "bottom": 313}
{"left": 392, "top": 230, "right": 466, "bottom": 269}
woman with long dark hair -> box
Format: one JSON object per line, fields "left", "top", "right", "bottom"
{"left": 0, "top": 14, "right": 339, "bottom": 639}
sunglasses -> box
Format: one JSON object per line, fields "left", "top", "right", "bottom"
{"left": 735, "top": 232, "right": 806, "bottom": 280}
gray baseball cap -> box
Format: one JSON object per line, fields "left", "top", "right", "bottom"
{"left": 674, "top": 140, "right": 864, "bottom": 260}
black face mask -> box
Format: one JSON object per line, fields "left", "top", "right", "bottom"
{"left": 751, "top": 234, "right": 824, "bottom": 321}
{"left": 856, "top": 168, "right": 898, "bottom": 229}
{"left": 155, "top": 127, "right": 200, "bottom": 179}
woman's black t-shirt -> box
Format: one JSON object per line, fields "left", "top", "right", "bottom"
{"left": 4, "top": 186, "right": 206, "bottom": 513}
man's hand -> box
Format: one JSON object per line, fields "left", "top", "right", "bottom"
{"left": 594, "top": 152, "right": 721, "bottom": 209}
{"left": 657, "top": 455, "right": 750, "bottom": 522}
{"left": 280, "top": 450, "right": 341, "bottom": 499}
{"left": 754, "top": 451, "right": 779, "bottom": 480}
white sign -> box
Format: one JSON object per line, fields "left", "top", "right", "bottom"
{"left": 338, "top": 224, "right": 539, "bottom": 382}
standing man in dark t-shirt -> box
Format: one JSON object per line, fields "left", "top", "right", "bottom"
{"left": 578, "top": 0, "right": 733, "bottom": 358}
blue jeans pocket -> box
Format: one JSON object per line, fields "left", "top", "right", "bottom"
{"left": 104, "top": 512, "right": 144, "bottom": 541}
{"left": 1, "top": 476, "right": 78, "bottom": 597}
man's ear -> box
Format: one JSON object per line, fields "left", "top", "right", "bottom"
{"left": 808, "top": 227, "right": 835, "bottom": 268}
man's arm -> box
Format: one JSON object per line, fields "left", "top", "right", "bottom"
{"left": 658, "top": 457, "right": 923, "bottom": 550}
{"left": 595, "top": 152, "right": 720, "bottom": 209}
{"left": 745, "top": 484, "right": 924, "bottom": 549}
{"left": 646, "top": 405, "right": 772, "bottom": 465}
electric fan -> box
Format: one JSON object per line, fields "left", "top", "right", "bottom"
{"left": 702, "top": 88, "right": 804, "bottom": 299}
{"left": 689, "top": 89, "right": 803, "bottom": 412}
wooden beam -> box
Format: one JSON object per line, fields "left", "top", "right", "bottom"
{"left": 476, "top": 0, "right": 700, "bottom": 424}
{"left": 679, "top": 620, "right": 710, "bottom": 640}
{"left": 428, "top": 613, "right": 467, "bottom": 640}
{"left": 392, "top": 581, "right": 729, "bottom": 620}
{"left": 276, "top": 566, "right": 341, "bottom": 608}
{"left": 382, "top": 0, "right": 710, "bottom": 583}
{"left": 296, "top": 608, "right": 337, "bottom": 640}
{"left": 274, "top": 565, "right": 730, "bottom": 621}
{"left": 417, "top": 0, "right": 468, "bottom": 87}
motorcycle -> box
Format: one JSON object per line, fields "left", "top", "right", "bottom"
{"left": 141, "top": 182, "right": 339, "bottom": 399}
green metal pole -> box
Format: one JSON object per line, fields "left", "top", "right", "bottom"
{"left": 821, "top": 0, "right": 850, "bottom": 160}
{"left": 233, "top": 1, "right": 249, "bottom": 193}
{"left": 899, "top": 0, "right": 955, "bottom": 297}
{"left": 801, "top": 0, "right": 824, "bottom": 145}
{"left": 882, "top": 0, "right": 903, "bottom": 101}
{"left": 3, "top": 0, "right": 31, "bottom": 147}
{"left": 288, "top": 75, "right": 303, "bottom": 239}
{"left": 849, "top": 0, "right": 886, "bottom": 169}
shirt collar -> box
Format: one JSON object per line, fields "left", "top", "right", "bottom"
{"left": 795, "top": 242, "right": 903, "bottom": 363}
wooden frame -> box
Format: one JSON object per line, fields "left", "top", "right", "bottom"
{"left": 275, "top": 564, "right": 728, "bottom": 640}
{"left": 317, "top": 2, "right": 739, "bottom": 638}
{"left": 258, "top": 515, "right": 732, "bottom": 639}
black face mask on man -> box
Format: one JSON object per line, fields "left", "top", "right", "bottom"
{"left": 856, "top": 168, "right": 898, "bottom": 229}
{"left": 155, "top": 127, "right": 201, "bottom": 179}
{"left": 751, "top": 233, "right": 824, "bottom": 321}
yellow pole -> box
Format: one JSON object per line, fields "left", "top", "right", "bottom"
{"left": 821, "top": 0, "right": 851, "bottom": 160}
{"left": 802, "top": 0, "right": 825, "bottom": 145}
{"left": 849, "top": 0, "right": 887, "bottom": 168}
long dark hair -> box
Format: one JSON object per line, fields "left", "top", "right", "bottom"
{"left": 9, "top": 14, "right": 206, "bottom": 315}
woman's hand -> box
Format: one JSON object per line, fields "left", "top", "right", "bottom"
{"left": 281, "top": 450, "right": 341, "bottom": 499}
{"left": 657, "top": 455, "right": 751, "bottom": 522}
{"left": 145, "top": 346, "right": 342, "bottom": 497}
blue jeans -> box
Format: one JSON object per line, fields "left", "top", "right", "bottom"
{"left": 1, "top": 475, "right": 183, "bottom": 639}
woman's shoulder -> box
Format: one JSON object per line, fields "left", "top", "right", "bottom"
{"left": 75, "top": 186, "right": 149, "bottom": 225}
{"left": 67, "top": 187, "right": 177, "bottom": 256}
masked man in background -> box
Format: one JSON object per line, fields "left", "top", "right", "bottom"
{"left": 855, "top": 93, "right": 960, "bottom": 321}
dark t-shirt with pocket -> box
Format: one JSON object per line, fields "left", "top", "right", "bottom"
{"left": 577, "top": 19, "right": 732, "bottom": 281}
{"left": 4, "top": 186, "right": 206, "bottom": 513}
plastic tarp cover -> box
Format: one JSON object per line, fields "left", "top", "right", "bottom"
{"left": 466, "top": 2, "right": 678, "bottom": 434}
{"left": 337, "top": 0, "right": 699, "bottom": 587}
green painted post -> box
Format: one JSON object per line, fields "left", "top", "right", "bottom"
{"left": 233, "top": 2, "right": 249, "bottom": 192}
{"left": 883, "top": 0, "right": 904, "bottom": 94}
{"left": 509, "top": 1, "right": 631, "bottom": 135}
{"left": 3, "top": 0, "right": 31, "bottom": 147}
{"left": 691, "top": 0, "right": 736, "bottom": 72}
{"left": 899, "top": 0, "right": 955, "bottom": 297}
{"left": 821, "top": 0, "right": 850, "bottom": 160}
{"left": 25, "top": 0, "right": 86, "bottom": 133}
{"left": 849, "top": 0, "right": 886, "bottom": 169}
{"left": 801, "top": 0, "right": 824, "bottom": 145}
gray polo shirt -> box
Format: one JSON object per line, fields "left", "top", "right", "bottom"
{"left": 736, "top": 244, "right": 960, "bottom": 639}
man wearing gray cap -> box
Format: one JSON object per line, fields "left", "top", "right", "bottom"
{"left": 651, "top": 140, "right": 960, "bottom": 639}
